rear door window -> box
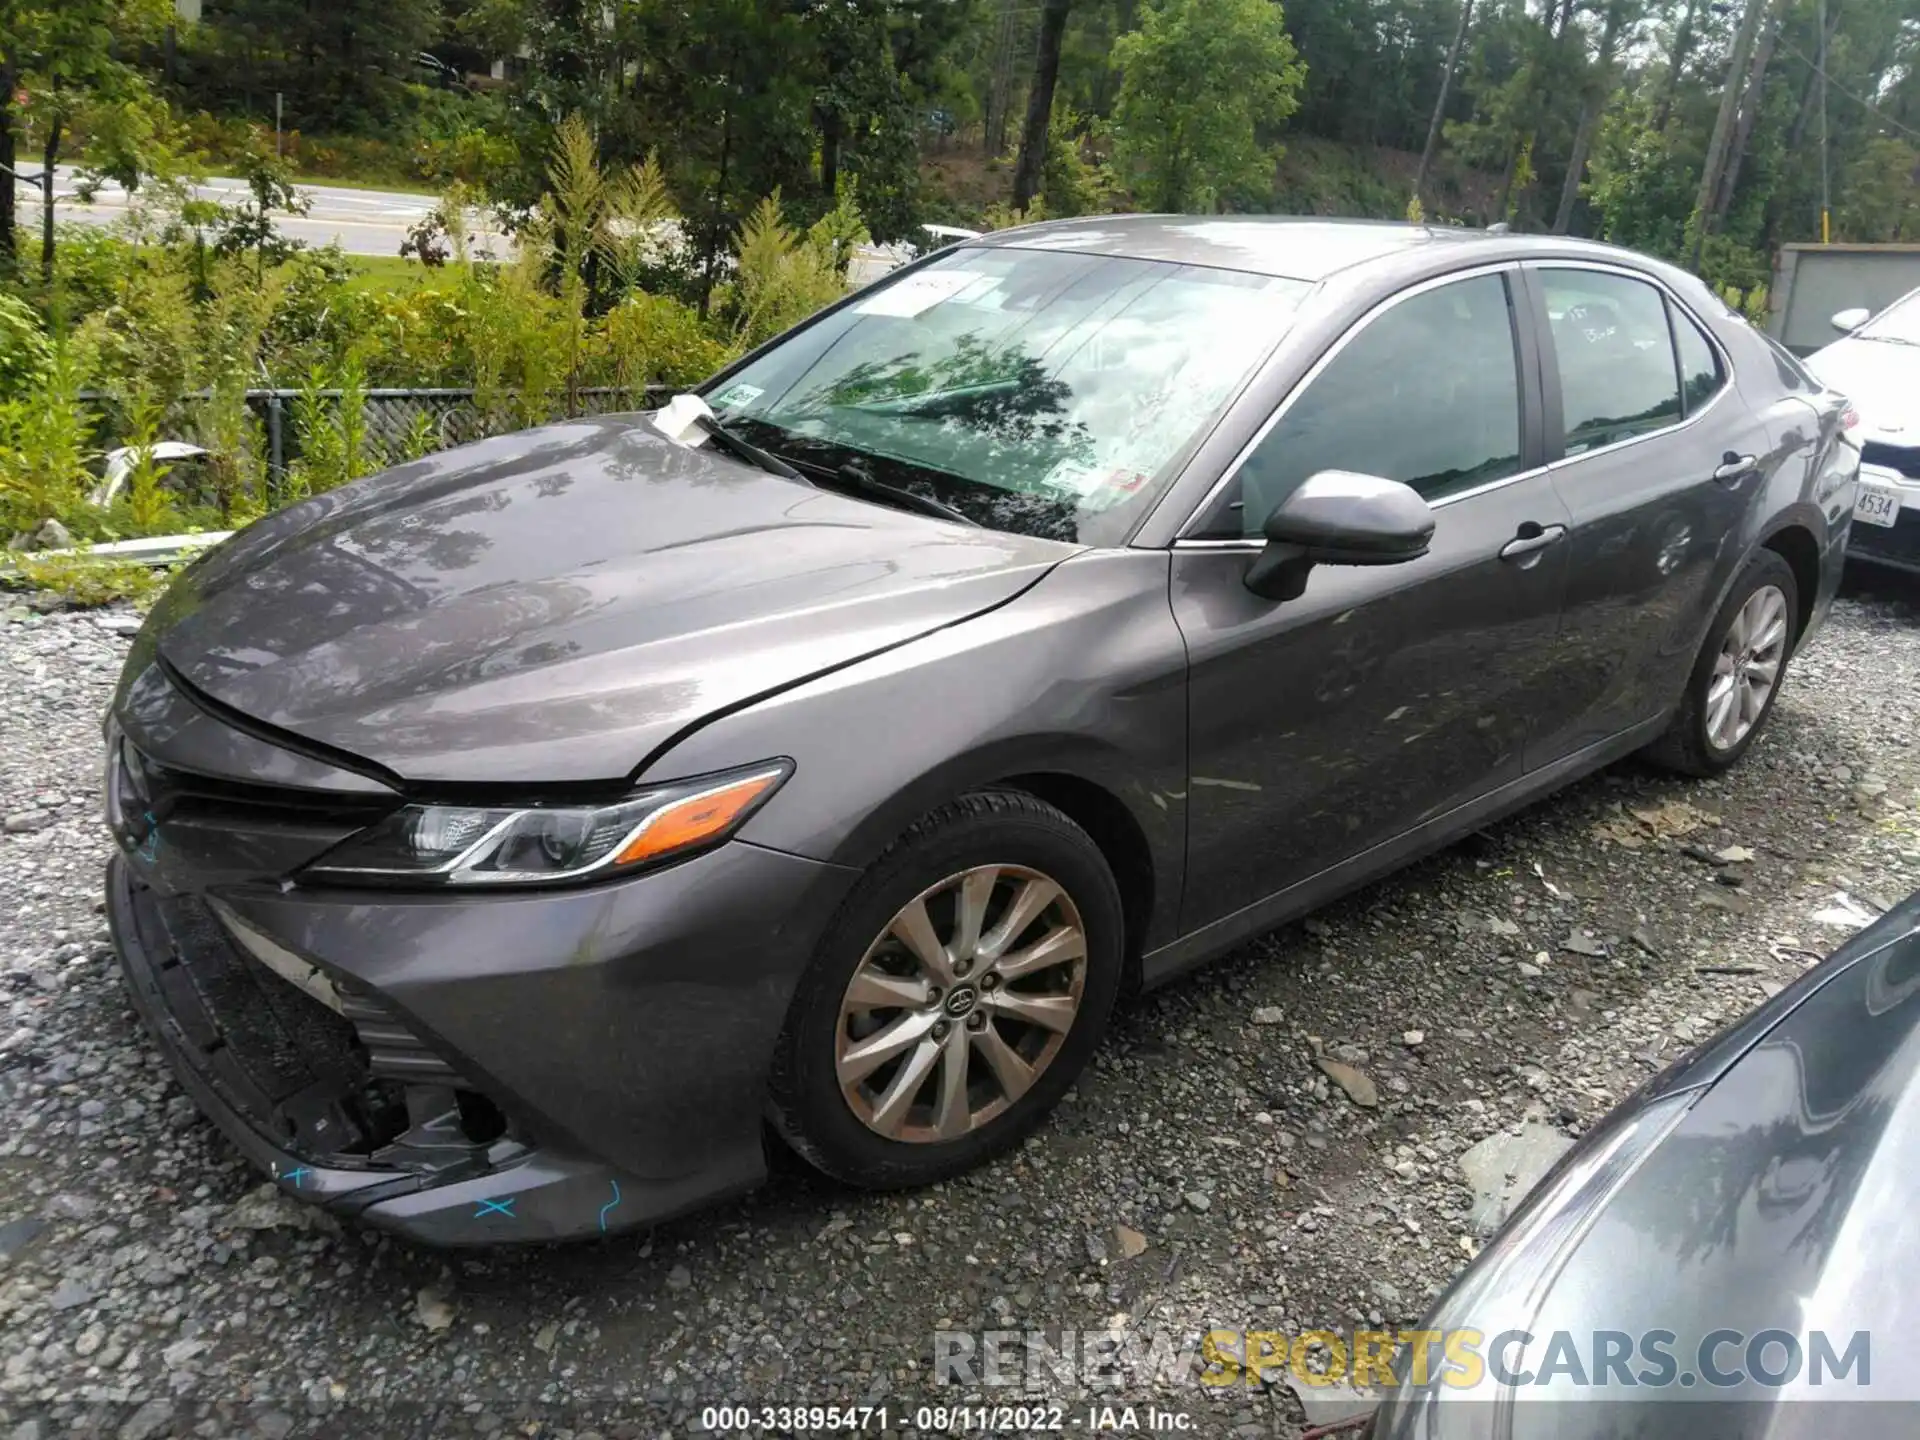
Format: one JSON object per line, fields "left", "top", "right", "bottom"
{"left": 1670, "top": 303, "right": 1726, "bottom": 417}
{"left": 1540, "top": 269, "right": 1683, "bottom": 455}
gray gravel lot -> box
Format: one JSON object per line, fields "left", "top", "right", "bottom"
{"left": 3, "top": 578, "right": 1918, "bottom": 1440}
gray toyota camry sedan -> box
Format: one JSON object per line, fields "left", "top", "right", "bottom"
{"left": 104, "top": 217, "right": 1861, "bottom": 1244}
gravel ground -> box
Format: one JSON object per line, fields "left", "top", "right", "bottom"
{"left": 3, "top": 576, "right": 1918, "bottom": 1440}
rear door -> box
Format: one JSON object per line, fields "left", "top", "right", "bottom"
{"left": 1169, "top": 266, "right": 1574, "bottom": 934}
{"left": 1521, "top": 263, "right": 1773, "bottom": 766}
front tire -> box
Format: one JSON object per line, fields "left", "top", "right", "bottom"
{"left": 1646, "top": 549, "right": 1798, "bottom": 776}
{"left": 768, "top": 790, "right": 1123, "bottom": 1189}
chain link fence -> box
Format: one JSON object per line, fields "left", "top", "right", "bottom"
{"left": 80, "top": 384, "right": 680, "bottom": 495}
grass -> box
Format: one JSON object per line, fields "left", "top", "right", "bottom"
{"left": 341, "top": 254, "right": 475, "bottom": 295}
{"left": 283, "top": 170, "right": 437, "bottom": 197}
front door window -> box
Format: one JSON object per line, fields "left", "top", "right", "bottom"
{"left": 1194, "top": 272, "right": 1525, "bottom": 537}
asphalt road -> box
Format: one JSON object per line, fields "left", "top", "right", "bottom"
{"left": 20, "top": 165, "right": 512, "bottom": 260}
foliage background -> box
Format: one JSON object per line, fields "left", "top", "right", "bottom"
{"left": 2, "top": 0, "right": 1917, "bottom": 596}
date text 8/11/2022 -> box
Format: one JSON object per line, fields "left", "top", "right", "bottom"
{"left": 697, "top": 1404, "right": 1196, "bottom": 1432}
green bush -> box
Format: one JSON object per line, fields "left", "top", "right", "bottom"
{"left": 597, "top": 292, "right": 738, "bottom": 392}
{"left": 0, "top": 295, "right": 51, "bottom": 402}
{"left": 1, "top": 111, "right": 862, "bottom": 542}
{"left": 0, "top": 338, "right": 97, "bottom": 539}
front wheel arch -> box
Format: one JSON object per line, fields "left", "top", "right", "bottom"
{"left": 818, "top": 740, "right": 1179, "bottom": 962}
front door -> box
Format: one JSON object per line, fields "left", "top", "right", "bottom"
{"left": 1522, "top": 265, "right": 1773, "bottom": 764}
{"left": 1170, "top": 268, "right": 1572, "bottom": 934}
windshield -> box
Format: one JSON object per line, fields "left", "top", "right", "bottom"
{"left": 1859, "top": 290, "right": 1920, "bottom": 345}
{"left": 703, "top": 247, "right": 1312, "bottom": 544}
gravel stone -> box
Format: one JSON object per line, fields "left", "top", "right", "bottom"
{"left": 0, "top": 591, "right": 1914, "bottom": 1434}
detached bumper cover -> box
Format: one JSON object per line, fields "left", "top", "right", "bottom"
{"left": 107, "top": 832, "right": 857, "bottom": 1245}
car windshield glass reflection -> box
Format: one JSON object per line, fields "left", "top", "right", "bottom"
{"left": 705, "top": 248, "right": 1312, "bottom": 544}
{"left": 1859, "top": 291, "right": 1920, "bottom": 345}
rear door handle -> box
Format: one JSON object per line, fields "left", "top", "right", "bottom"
{"left": 1499, "top": 523, "right": 1567, "bottom": 561}
{"left": 1713, "top": 453, "right": 1757, "bottom": 485}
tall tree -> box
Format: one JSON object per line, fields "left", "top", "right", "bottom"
{"left": 1652, "top": 0, "right": 1704, "bottom": 130}
{"left": 1109, "top": 0, "right": 1305, "bottom": 211}
{"left": 0, "top": 0, "right": 170, "bottom": 278}
{"left": 1710, "top": 0, "right": 1791, "bottom": 223}
{"left": 1012, "top": 0, "right": 1073, "bottom": 208}
{"left": 1689, "top": 0, "right": 1770, "bottom": 261}
{"left": 1552, "top": 0, "right": 1634, "bottom": 232}
{"left": 1415, "top": 0, "right": 1477, "bottom": 207}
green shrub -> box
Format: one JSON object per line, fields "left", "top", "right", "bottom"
{"left": 597, "top": 292, "right": 738, "bottom": 392}
{"left": 0, "top": 338, "right": 97, "bottom": 538}
{"left": 0, "top": 295, "right": 51, "bottom": 402}
{"left": 721, "top": 191, "right": 858, "bottom": 349}
{"left": 119, "top": 388, "right": 183, "bottom": 534}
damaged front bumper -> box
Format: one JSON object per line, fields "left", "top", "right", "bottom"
{"left": 102, "top": 677, "right": 858, "bottom": 1245}
{"left": 108, "top": 857, "right": 670, "bottom": 1242}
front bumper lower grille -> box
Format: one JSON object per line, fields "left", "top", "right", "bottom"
{"left": 118, "top": 870, "right": 501, "bottom": 1170}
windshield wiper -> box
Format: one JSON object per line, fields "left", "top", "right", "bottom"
{"left": 692, "top": 413, "right": 812, "bottom": 484}
{"left": 818, "top": 461, "right": 979, "bottom": 526}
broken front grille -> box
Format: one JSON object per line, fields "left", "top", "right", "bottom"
{"left": 124, "top": 877, "right": 503, "bottom": 1168}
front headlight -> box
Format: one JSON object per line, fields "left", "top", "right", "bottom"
{"left": 301, "top": 761, "right": 791, "bottom": 887}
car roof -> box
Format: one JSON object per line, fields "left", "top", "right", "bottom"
{"left": 969, "top": 214, "right": 1655, "bottom": 285}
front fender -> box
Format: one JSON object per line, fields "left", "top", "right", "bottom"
{"left": 635, "top": 549, "right": 1192, "bottom": 953}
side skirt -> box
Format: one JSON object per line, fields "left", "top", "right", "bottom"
{"left": 1139, "top": 713, "right": 1671, "bottom": 989}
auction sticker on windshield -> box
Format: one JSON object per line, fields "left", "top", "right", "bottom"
{"left": 1854, "top": 478, "right": 1902, "bottom": 528}
{"left": 852, "top": 270, "right": 991, "bottom": 318}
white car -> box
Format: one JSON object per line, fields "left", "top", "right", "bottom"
{"left": 87, "top": 442, "right": 214, "bottom": 509}
{"left": 1805, "top": 287, "right": 1920, "bottom": 574}
{"left": 846, "top": 223, "right": 984, "bottom": 287}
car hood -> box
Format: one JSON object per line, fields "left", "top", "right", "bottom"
{"left": 145, "top": 416, "right": 1074, "bottom": 785}
{"left": 1377, "top": 892, "right": 1920, "bottom": 1436}
{"left": 1804, "top": 335, "right": 1920, "bottom": 440}
{"left": 1519, "top": 894, "right": 1920, "bottom": 1405}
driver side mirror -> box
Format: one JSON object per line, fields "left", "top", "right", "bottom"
{"left": 1831, "top": 307, "right": 1871, "bottom": 334}
{"left": 1244, "top": 471, "right": 1436, "bottom": 601}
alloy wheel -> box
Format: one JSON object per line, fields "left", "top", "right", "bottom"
{"left": 1706, "top": 583, "right": 1788, "bottom": 751}
{"left": 834, "top": 865, "right": 1088, "bottom": 1143}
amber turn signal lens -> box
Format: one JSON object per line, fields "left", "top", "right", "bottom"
{"left": 612, "top": 770, "right": 784, "bottom": 866}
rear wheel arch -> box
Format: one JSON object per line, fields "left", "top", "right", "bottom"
{"left": 1756, "top": 521, "right": 1822, "bottom": 654}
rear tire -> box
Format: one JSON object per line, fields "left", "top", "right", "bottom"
{"left": 768, "top": 790, "right": 1123, "bottom": 1189}
{"left": 1645, "top": 549, "right": 1798, "bottom": 777}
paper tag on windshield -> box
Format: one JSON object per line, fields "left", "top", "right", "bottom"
{"left": 651, "top": 392, "right": 714, "bottom": 447}
{"left": 1043, "top": 459, "right": 1105, "bottom": 496}
{"left": 853, "top": 270, "right": 985, "bottom": 318}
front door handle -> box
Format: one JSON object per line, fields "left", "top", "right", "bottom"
{"left": 1712, "top": 453, "right": 1757, "bottom": 485}
{"left": 1499, "top": 523, "right": 1567, "bottom": 562}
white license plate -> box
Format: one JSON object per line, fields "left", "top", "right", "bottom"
{"left": 1854, "top": 481, "right": 1903, "bottom": 528}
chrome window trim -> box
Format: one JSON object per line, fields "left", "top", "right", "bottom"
{"left": 1529, "top": 260, "right": 1733, "bottom": 473}
{"left": 1171, "top": 261, "right": 1526, "bottom": 540}
{"left": 1169, "top": 256, "right": 1743, "bottom": 543}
